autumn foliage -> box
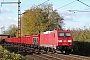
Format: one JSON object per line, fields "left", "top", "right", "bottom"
{"left": 21, "top": 3, "right": 64, "bottom": 36}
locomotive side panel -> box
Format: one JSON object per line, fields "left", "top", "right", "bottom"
{"left": 40, "top": 31, "right": 57, "bottom": 49}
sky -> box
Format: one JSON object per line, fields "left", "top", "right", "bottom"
{"left": 0, "top": 0, "right": 90, "bottom": 33}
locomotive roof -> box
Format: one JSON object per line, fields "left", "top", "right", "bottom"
{"left": 41, "top": 31, "right": 53, "bottom": 34}
{"left": 41, "top": 30, "right": 71, "bottom": 34}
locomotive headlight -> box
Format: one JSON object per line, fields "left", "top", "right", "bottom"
{"left": 58, "top": 40, "right": 62, "bottom": 42}
{"left": 68, "top": 40, "right": 72, "bottom": 42}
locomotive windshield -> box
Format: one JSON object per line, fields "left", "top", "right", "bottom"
{"left": 58, "top": 33, "right": 64, "bottom": 37}
{"left": 65, "top": 32, "right": 71, "bottom": 37}
{"left": 58, "top": 32, "right": 71, "bottom": 37}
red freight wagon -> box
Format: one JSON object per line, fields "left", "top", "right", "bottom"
{"left": 32, "top": 35, "right": 40, "bottom": 45}
{"left": 32, "top": 34, "right": 40, "bottom": 48}
{"left": 5, "top": 38, "right": 12, "bottom": 43}
{"left": 20, "top": 35, "right": 40, "bottom": 48}
{"left": 21, "top": 36, "right": 33, "bottom": 44}
{"left": 5, "top": 37, "right": 18, "bottom": 43}
{"left": 40, "top": 30, "right": 73, "bottom": 54}
{"left": 12, "top": 37, "right": 18, "bottom": 43}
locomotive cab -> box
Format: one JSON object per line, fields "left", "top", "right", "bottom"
{"left": 57, "top": 30, "right": 73, "bottom": 54}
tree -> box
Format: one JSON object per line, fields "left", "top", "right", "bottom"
{"left": 6, "top": 24, "right": 18, "bottom": 37}
{"left": 72, "top": 28, "right": 90, "bottom": 42}
{"left": 21, "top": 3, "right": 64, "bottom": 36}
{"left": 47, "top": 10, "right": 64, "bottom": 30}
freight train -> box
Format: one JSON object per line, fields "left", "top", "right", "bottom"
{"left": 4, "top": 30, "right": 73, "bottom": 54}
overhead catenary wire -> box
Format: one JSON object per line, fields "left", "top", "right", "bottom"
{"left": 57, "top": 0, "right": 77, "bottom": 10}
{"left": 68, "top": 0, "right": 90, "bottom": 12}
{"left": 56, "top": 0, "right": 90, "bottom": 10}
{"left": 37, "top": 0, "right": 50, "bottom": 7}
{"left": 84, "top": 7, "right": 90, "bottom": 10}
{"left": 68, "top": 10, "right": 90, "bottom": 12}
{"left": 77, "top": 0, "right": 90, "bottom": 7}
{"left": 53, "top": 0, "right": 90, "bottom": 13}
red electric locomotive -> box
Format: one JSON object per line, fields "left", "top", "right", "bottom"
{"left": 39, "top": 30, "right": 73, "bottom": 54}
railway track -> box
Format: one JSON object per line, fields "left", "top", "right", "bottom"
{"left": 1, "top": 43, "right": 90, "bottom": 60}
{"left": 68, "top": 54, "right": 90, "bottom": 60}
{"left": 25, "top": 49, "right": 90, "bottom": 60}
{"left": 33, "top": 53, "right": 64, "bottom": 60}
{"left": 25, "top": 51, "right": 65, "bottom": 60}
{"left": 46, "top": 52, "right": 90, "bottom": 60}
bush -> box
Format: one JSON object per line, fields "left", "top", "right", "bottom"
{"left": 73, "top": 41, "right": 90, "bottom": 56}
{"left": 0, "top": 45, "right": 28, "bottom": 60}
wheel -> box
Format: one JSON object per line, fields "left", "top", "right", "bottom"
{"left": 52, "top": 48, "right": 56, "bottom": 53}
{"left": 61, "top": 50, "right": 64, "bottom": 53}
{"left": 65, "top": 50, "right": 69, "bottom": 55}
{"left": 45, "top": 47, "right": 48, "bottom": 53}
